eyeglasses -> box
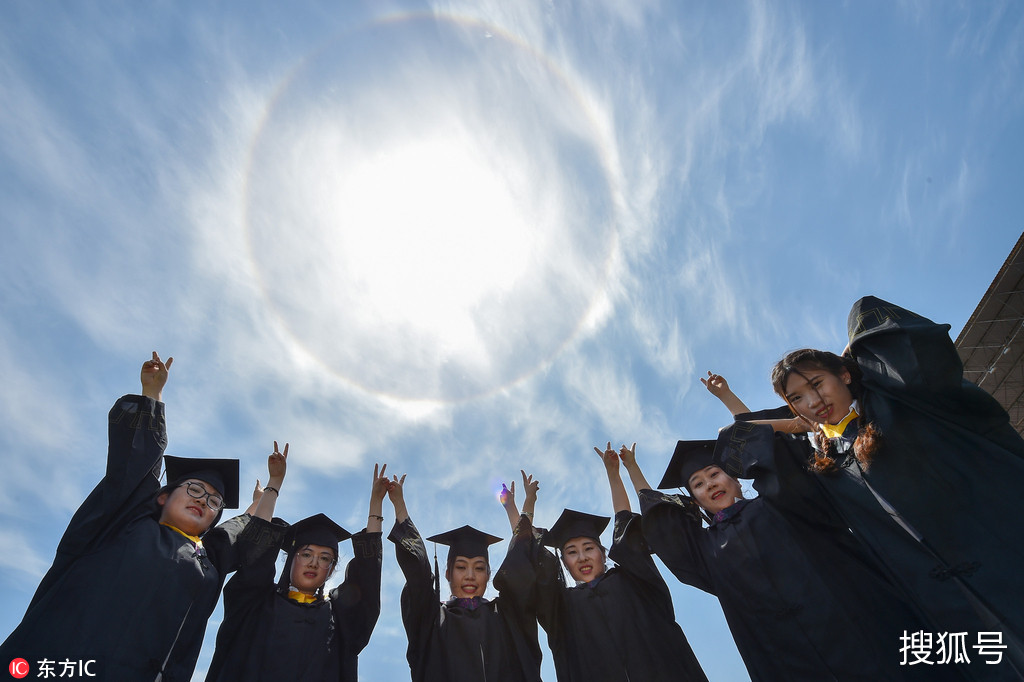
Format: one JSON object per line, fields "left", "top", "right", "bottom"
{"left": 180, "top": 481, "right": 225, "bottom": 511}
{"left": 296, "top": 549, "right": 336, "bottom": 569}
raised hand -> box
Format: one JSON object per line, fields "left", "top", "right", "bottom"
{"left": 520, "top": 470, "right": 539, "bottom": 503}
{"left": 519, "top": 470, "right": 539, "bottom": 521}
{"left": 268, "top": 441, "right": 288, "bottom": 481}
{"left": 594, "top": 442, "right": 620, "bottom": 472}
{"left": 140, "top": 351, "right": 173, "bottom": 401}
{"left": 368, "top": 463, "right": 389, "bottom": 532}
{"left": 499, "top": 480, "right": 516, "bottom": 509}
{"left": 387, "top": 473, "right": 407, "bottom": 502}
{"left": 499, "top": 479, "right": 519, "bottom": 530}
{"left": 250, "top": 441, "right": 287, "bottom": 520}
{"left": 387, "top": 473, "right": 409, "bottom": 524}
{"left": 371, "top": 463, "right": 390, "bottom": 505}
{"left": 700, "top": 371, "right": 731, "bottom": 398}
{"left": 701, "top": 370, "right": 752, "bottom": 416}
{"left": 618, "top": 443, "right": 637, "bottom": 468}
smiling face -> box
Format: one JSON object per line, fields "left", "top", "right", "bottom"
{"left": 447, "top": 555, "right": 490, "bottom": 599}
{"left": 289, "top": 544, "right": 337, "bottom": 595}
{"left": 561, "top": 536, "right": 606, "bottom": 583}
{"left": 783, "top": 366, "right": 854, "bottom": 426}
{"left": 157, "top": 479, "right": 221, "bottom": 536}
{"left": 687, "top": 465, "right": 745, "bottom": 515}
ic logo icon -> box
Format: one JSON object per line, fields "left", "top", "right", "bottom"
{"left": 8, "top": 658, "right": 29, "bottom": 679}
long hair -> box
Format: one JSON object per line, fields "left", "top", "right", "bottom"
{"left": 770, "top": 348, "right": 881, "bottom": 472}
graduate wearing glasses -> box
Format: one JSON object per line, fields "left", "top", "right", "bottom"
{"left": 0, "top": 353, "right": 275, "bottom": 681}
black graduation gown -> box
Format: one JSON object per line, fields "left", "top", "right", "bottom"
{"left": 640, "top": 423, "right": 943, "bottom": 682}
{"left": 388, "top": 517, "right": 542, "bottom": 682}
{"left": 833, "top": 296, "right": 1024, "bottom": 678}
{"left": 532, "top": 510, "right": 708, "bottom": 682}
{"left": 205, "top": 526, "right": 382, "bottom": 682}
{"left": 0, "top": 395, "right": 250, "bottom": 681}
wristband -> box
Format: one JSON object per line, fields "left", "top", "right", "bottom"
{"left": 368, "top": 514, "right": 384, "bottom": 521}
{"left": 262, "top": 486, "right": 279, "bottom": 496}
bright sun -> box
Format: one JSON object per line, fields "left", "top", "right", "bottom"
{"left": 328, "top": 134, "right": 538, "bottom": 354}
{"left": 244, "top": 17, "right": 617, "bottom": 401}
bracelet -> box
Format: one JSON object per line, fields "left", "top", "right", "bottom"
{"left": 368, "top": 514, "right": 384, "bottom": 521}
{"left": 262, "top": 486, "right": 279, "bottom": 495}
{"left": 522, "top": 511, "right": 534, "bottom": 520}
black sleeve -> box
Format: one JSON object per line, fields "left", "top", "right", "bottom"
{"left": 492, "top": 515, "right": 543, "bottom": 682}
{"left": 714, "top": 422, "right": 835, "bottom": 521}
{"left": 493, "top": 515, "right": 542, "bottom": 637}
{"left": 63, "top": 395, "right": 166, "bottom": 555}
{"left": 331, "top": 529, "right": 383, "bottom": 657}
{"left": 388, "top": 518, "right": 438, "bottom": 675}
{"left": 30, "top": 395, "right": 166, "bottom": 609}
{"left": 607, "top": 511, "right": 676, "bottom": 618}
{"left": 222, "top": 516, "right": 289, "bottom": 595}
{"left": 208, "top": 517, "right": 288, "bottom": 681}
{"left": 638, "top": 490, "right": 715, "bottom": 595}
{"left": 525, "top": 519, "right": 567, "bottom": 640}
{"left": 733, "top": 405, "right": 794, "bottom": 421}
{"left": 203, "top": 512, "right": 260, "bottom": 576}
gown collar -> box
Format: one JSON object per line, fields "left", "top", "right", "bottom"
{"left": 447, "top": 596, "right": 487, "bottom": 611}
{"left": 712, "top": 498, "right": 751, "bottom": 525}
{"left": 160, "top": 522, "right": 203, "bottom": 547}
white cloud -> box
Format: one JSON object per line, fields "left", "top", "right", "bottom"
{"left": 0, "top": 528, "right": 50, "bottom": 583}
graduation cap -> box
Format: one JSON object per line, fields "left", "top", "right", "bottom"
{"left": 542, "top": 509, "right": 610, "bottom": 550}
{"left": 285, "top": 513, "right": 352, "bottom": 556}
{"left": 657, "top": 440, "right": 717, "bottom": 491}
{"left": 427, "top": 525, "right": 503, "bottom": 564}
{"left": 163, "top": 455, "right": 240, "bottom": 509}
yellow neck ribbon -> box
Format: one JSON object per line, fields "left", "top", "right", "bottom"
{"left": 819, "top": 406, "right": 859, "bottom": 440}
{"left": 288, "top": 590, "right": 319, "bottom": 604}
{"left": 160, "top": 522, "right": 203, "bottom": 547}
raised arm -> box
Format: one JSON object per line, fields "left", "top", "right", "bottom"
{"left": 520, "top": 470, "right": 538, "bottom": 523}
{"left": 500, "top": 470, "right": 539, "bottom": 532}
{"left": 499, "top": 480, "right": 521, "bottom": 531}
{"left": 387, "top": 472, "right": 409, "bottom": 524}
{"left": 246, "top": 442, "right": 287, "bottom": 520}
{"left": 618, "top": 443, "right": 655, "bottom": 497}
{"left": 332, "top": 470, "right": 385, "bottom": 665}
{"left": 594, "top": 442, "right": 630, "bottom": 514}
{"left": 703, "top": 370, "right": 809, "bottom": 433}
{"left": 367, "top": 463, "right": 389, "bottom": 533}
{"left": 701, "top": 371, "right": 750, "bottom": 417}
{"left": 140, "top": 351, "right": 173, "bottom": 402}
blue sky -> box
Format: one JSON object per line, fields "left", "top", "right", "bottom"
{"left": 1, "top": 1, "right": 1022, "bottom": 680}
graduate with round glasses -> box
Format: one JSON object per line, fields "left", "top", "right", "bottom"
{"left": 0, "top": 353, "right": 277, "bottom": 681}
{"left": 386, "top": 473, "right": 542, "bottom": 682}
{"left": 499, "top": 452, "right": 707, "bottom": 682}
{"left": 205, "top": 460, "right": 385, "bottom": 682}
